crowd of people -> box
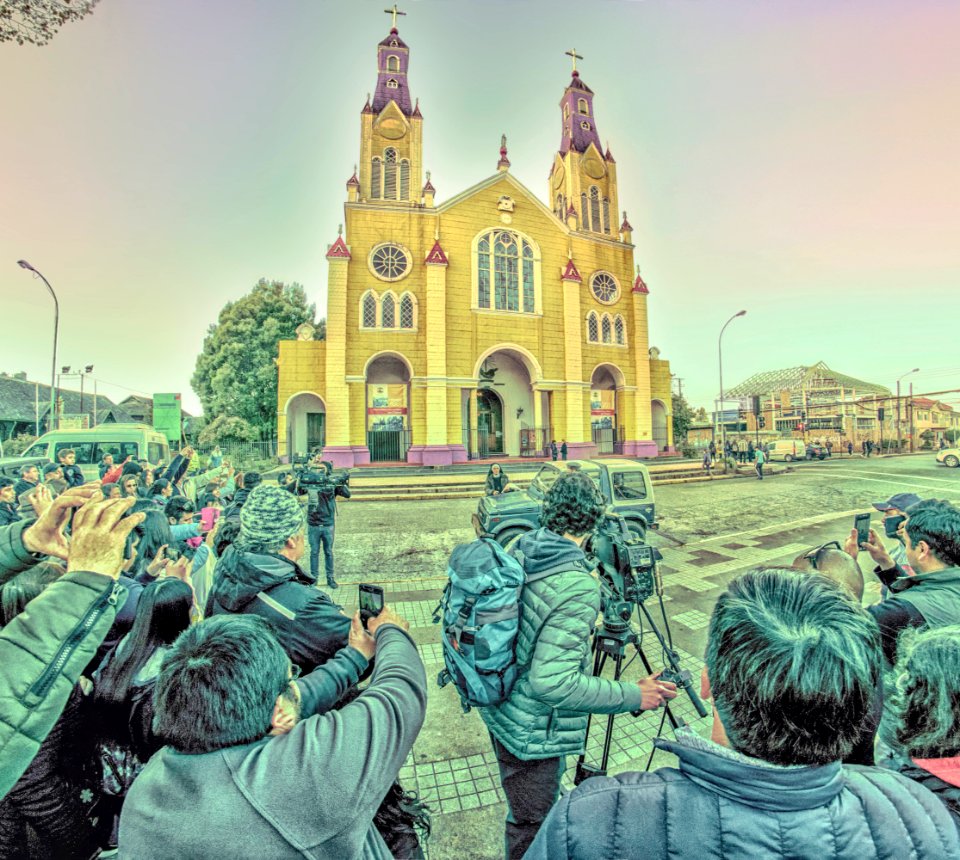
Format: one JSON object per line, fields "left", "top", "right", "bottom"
{"left": 1, "top": 444, "right": 960, "bottom": 858}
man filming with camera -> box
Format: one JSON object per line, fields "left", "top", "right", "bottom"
{"left": 480, "top": 471, "right": 676, "bottom": 859}
{"left": 285, "top": 454, "right": 351, "bottom": 589}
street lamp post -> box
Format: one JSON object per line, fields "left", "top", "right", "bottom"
{"left": 896, "top": 367, "right": 920, "bottom": 453}
{"left": 17, "top": 260, "right": 59, "bottom": 431}
{"left": 718, "top": 310, "right": 747, "bottom": 464}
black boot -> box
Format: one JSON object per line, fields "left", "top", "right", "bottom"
{"left": 326, "top": 575, "right": 338, "bottom": 590}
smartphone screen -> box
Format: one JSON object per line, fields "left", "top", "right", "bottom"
{"left": 359, "top": 583, "right": 384, "bottom": 622}
{"left": 854, "top": 513, "right": 871, "bottom": 546}
{"left": 200, "top": 507, "right": 220, "bottom": 532}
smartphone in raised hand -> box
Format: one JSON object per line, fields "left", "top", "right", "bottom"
{"left": 854, "top": 513, "right": 872, "bottom": 547}
{"left": 359, "top": 583, "right": 384, "bottom": 628}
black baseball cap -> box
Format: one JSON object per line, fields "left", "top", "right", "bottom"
{"left": 873, "top": 493, "right": 922, "bottom": 512}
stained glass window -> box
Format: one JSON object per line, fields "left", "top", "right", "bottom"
{"left": 362, "top": 293, "right": 377, "bottom": 328}
{"left": 382, "top": 294, "right": 395, "bottom": 328}
{"left": 601, "top": 315, "right": 612, "bottom": 343}
{"left": 399, "top": 160, "right": 410, "bottom": 201}
{"left": 476, "top": 230, "right": 536, "bottom": 313}
{"left": 615, "top": 314, "right": 625, "bottom": 345}
{"left": 587, "top": 313, "right": 599, "bottom": 342}
{"left": 387, "top": 55, "right": 399, "bottom": 72}
{"left": 400, "top": 294, "right": 414, "bottom": 328}
{"left": 477, "top": 235, "right": 490, "bottom": 307}
{"left": 371, "top": 244, "right": 409, "bottom": 281}
{"left": 494, "top": 232, "right": 518, "bottom": 311}
{"left": 522, "top": 243, "right": 535, "bottom": 313}
{"left": 590, "top": 186, "right": 601, "bottom": 235}
{"left": 591, "top": 272, "right": 619, "bottom": 304}
{"left": 578, "top": 98, "right": 588, "bottom": 115}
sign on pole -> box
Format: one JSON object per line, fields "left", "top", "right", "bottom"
{"left": 153, "top": 393, "right": 183, "bottom": 444}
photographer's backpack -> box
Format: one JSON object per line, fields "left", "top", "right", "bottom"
{"left": 434, "top": 537, "right": 570, "bottom": 712}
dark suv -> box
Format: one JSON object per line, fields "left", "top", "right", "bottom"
{"left": 473, "top": 459, "right": 657, "bottom": 547}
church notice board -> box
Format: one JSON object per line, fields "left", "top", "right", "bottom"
{"left": 591, "top": 389, "right": 616, "bottom": 430}
{"left": 367, "top": 384, "right": 407, "bottom": 432}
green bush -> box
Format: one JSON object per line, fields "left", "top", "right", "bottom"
{"left": 2, "top": 434, "right": 38, "bottom": 457}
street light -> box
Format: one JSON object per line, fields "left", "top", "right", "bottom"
{"left": 896, "top": 367, "right": 920, "bottom": 454}
{"left": 60, "top": 364, "right": 95, "bottom": 423}
{"left": 17, "top": 260, "right": 59, "bottom": 431}
{"left": 718, "top": 310, "right": 747, "bottom": 462}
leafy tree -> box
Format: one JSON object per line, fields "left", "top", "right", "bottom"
{"left": 198, "top": 415, "right": 258, "bottom": 447}
{"left": 693, "top": 406, "right": 709, "bottom": 422}
{"left": 192, "top": 279, "right": 316, "bottom": 436}
{"left": 1, "top": 0, "right": 100, "bottom": 46}
{"left": 672, "top": 394, "right": 694, "bottom": 443}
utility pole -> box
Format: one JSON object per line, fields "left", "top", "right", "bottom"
{"left": 909, "top": 382, "right": 914, "bottom": 452}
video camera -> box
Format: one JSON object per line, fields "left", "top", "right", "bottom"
{"left": 584, "top": 514, "right": 661, "bottom": 636}
{"left": 281, "top": 455, "right": 350, "bottom": 504}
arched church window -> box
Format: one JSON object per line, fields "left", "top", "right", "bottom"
{"left": 555, "top": 193, "right": 563, "bottom": 218}
{"left": 563, "top": 104, "right": 570, "bottom": 121}
{"left": 362, "top": 292, "right": 378, "bottom": 328}
{"left": 400, "top": 293, "right": 415, "bottom": 329}
{"left": 381, "top": 293, "right": 396, "bottom": 328}
{"left": 386, "top": 55, "right": 400, "bottom": 72}
{"left": 615, "top": 314, "right": 626, "bottom": 345}
{"left": 587, "top": 312, "right": 599, "bottom": 343}
{"left": 601, "top": 314, "right": 612, "bottom": 344}
{"left": 399, "top": 159, "right": 410, "bottom": 200}
{"left": 581, "top": 193, "right": 589, "bottom": 230}
{"left": 383, "top": 148, "right": 397, "bottom": 200}
{"left": 602, "top": 197, "right": 611, "bottom": 234}
{"left": 590, "top": 186, "right": 601, "bottom": 234}
{"left": 371, "top": 157, "right": 382, "bottom": 200}
{"left": 386, "top": 78, "right": 399, "bottom": 89}
{"left": 475, "top": 230, "right": 539, "bottom": 314}
{"left": 578, "top": 98, "right": 589, "bottom": 115}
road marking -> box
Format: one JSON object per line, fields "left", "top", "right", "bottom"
{"left": 686, "top": 508, "right": 868, "bottom": 547}
{"left": 802, "top": 467, "right": 960, "bottom": 491}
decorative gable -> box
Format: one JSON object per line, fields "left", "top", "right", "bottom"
{"left": 632, "top": 273, "right": 649, "bottom": 294}
{"left": 326, "top": 236, "right": 351, "bottom": 259}
{"left": 561, "top": 259, "right": 582, "bottom": 282}
{"left": 424, "top": 241, "right": 448, "bottom": 266}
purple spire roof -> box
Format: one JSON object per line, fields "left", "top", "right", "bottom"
{"left": 372, "top": 28, "right": 415, "bottom": 115}
{"left": 558, "top": 72, "right": 603, "bottom": 155}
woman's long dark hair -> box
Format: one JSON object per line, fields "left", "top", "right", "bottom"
{"left": 131, "top": 509, "right": 174, "bottom": 577}
{"left": 1, "top": 562, "right": 65, "bottom": 626}
{"left": 149, "top": 478, "right": 170, "bottom": 497}
{"left": 95, "top": 578, "right": 193, "bottom": 707}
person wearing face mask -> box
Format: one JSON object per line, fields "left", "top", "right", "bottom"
{"left": 857, "top": 500, "right": 960, "bottom": 665}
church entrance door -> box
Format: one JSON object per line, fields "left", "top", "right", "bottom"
{"left": 476, "top": 389, "right": 504, "bottom": 457}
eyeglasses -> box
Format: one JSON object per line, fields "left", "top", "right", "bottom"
{"left": 803, "top": 541, "right": 842, "bottom": 570}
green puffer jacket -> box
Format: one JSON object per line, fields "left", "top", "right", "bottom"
{"left": 480, "top": 528, "right": 643, "bottom": 760}
{"left": 0, "top": 568, "right": 124, "bottom": 797}
{"left": 0, "top": 519, "right": 43, "bottom": 587}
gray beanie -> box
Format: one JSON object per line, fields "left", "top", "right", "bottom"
{"left": 238, "top": 485, "right": 305, "bottom": 551}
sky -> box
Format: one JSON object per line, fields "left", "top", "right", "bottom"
{"left": 1, "top": 0, "right": 958, "bottom": 417}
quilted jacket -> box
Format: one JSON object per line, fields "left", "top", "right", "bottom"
{"left": 480, "top": 528, "right": 642, "bottom": 760}
{"left": 527, "top": 727, "right": 960, "bottom": 859}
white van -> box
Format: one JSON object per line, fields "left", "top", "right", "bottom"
{"left": 21, "top": 424, "right": 171, "bottom": 481}
{"left": 766, "top": 439, "right": 806, "bottom": 462}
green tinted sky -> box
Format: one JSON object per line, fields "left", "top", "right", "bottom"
{"left": 2, "top": 0, "right": 957, "bottom": 416}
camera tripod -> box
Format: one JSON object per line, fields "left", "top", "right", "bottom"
{"left": 574, "top": 592, "right": 708, "bottom": 785}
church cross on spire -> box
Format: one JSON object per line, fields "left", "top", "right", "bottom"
{"left": 384, "top": 4, "right": 406, "bottom": 30}
{"left": 565, "top": 48, "right": 583, "bottom": 75}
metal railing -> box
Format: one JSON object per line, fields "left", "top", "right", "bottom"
{"left": 367, "top": 429, "right": 412, "bottom": 462}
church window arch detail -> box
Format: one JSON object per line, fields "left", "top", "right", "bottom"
{"left": 601, "top": 314, "right": 612, "bottom": 344}
{"left": 381, "top": 292, "right": 396, "bottom": 328}
{"left": 371, "top": 157, "right": 382, "bottom": 199}
{"left": 386, "top": 78, "right": 399, "bottom": 89}
{"left": 386, "top": 55, "right": 400, "bottom": 72}
{"left": 383, "top": 148, "right": 398, "bottom": 199}
{"left": 602, "top": 197, "right": 611, "bottom": 234}
{"left": 580, "top": 120, "right": 591, "bottom": 131}
{"left": 369, "top": 242, "right": 411, "bottom": 282}
{"left": 587, "top": 312, "right": 599, "bottom": 343}
{"left": 563, "top": 104, "right": 570, "bottom": 121}
{"left": 399, "top": 159, "right": 410, "bottom": 200}
{"left": 590, "top": 186, "right": 601, "bottom": 233}
{"left": 399, "top": 293, "right": 416, "bottom": 329}
{"left": 361, "top": 291, "right": 378, "bottom": 329}
{"left": 473, "top": 229, "right": 541, "bottom": 315}
{"left": 590, "top": 271, "right": 620, "bottom": 305}
{"left": 555, "top": 193, "right": 563, "bottom": 218}
{"left": 614, "top": 314, "right": 626, "bottom": 345}
{"left": 578, "top": 98, "right": 589, "bottom": 115}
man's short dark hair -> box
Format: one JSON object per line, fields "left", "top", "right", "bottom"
{"left": 244, "top": 471, "right": 262, "bottom": 489}
{"left": 57, "top": 448, "right": 74, "bottom": 460}
{"left": 705, "top": 568, "right": 881, "bottom": 766}
{"left": 0, "top": 477, "right": 13, "bottom": 490}
{"left": 539, "top": 471, "right": 605, "bottom": 537}
{"left": 905, "top": 499, "right": 960, "bottom": 566}
{"left": 153, "top": 615, "right": 288, "bottom": 754}
{"left": 20, "top": 464, "right": 36, "bottom": 477}
{"left": 121, "top": 461, "right": 143, "bottom": 477}
{"left": 164, "top": 496, "right": 194, "bottom": 521}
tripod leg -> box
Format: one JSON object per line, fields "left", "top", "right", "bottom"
{"left": 633, "top": 642, "right": 681, "bottom": 732}
{"left": 576, "top": 638, "right": 611, "bottom": 781}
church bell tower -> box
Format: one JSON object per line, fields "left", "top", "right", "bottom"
{"left": 357, "top": 5, "right": 424, "bottom": 206}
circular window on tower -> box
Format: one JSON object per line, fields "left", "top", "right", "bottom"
{"left": 369, "top": 243, "right": 411, "bottom": 282}
{"left": 590, "top": 271, "right": 620, "bottom": 305}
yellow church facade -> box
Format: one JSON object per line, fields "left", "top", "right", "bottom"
{"left": 277, "top": 19, "right": 673, "bottom": 467}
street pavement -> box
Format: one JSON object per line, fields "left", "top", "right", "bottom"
{"left": 309, "top": 452, "right": 958, "bottom": 860}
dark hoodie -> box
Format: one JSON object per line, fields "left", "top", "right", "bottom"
{"left": 221, "top": 486, "right": 253, "bottom": 521}
{"left": 206, "top": 545, "right": 351, "bottom": 673}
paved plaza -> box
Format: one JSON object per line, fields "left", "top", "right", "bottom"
{"left": 308, "top": 454, "right": 958, "bottom": 859}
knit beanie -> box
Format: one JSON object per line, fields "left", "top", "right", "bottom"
{"left": 238, "top": 484, "right": 304, "bottom": 551}
{"left": 121, "top": 462, "right": 144, "bottom": 477}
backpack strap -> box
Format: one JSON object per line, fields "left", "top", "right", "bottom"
{"left": 450, "top": 594, "right": 477, "bottom": 647}
{"left": 256, "top": 589, "right": 297, "bottom": 621}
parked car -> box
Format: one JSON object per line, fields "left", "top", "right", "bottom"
{"left": 936, "top": 447, "right": 960, "bottom": 468}
{"left": 805, "top": 443, "right": 827, "bottom": 461}
{"left": 473, "top": 458, "right": 656, "bottom": 548}
{"left": 13, "top": 424, "right": 170, "bottom": 482}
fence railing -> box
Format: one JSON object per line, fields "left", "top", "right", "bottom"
{"left": 194, "top": 441, "right": 278, "bottom": 466}
{"left": 367, "top": 429, "right": 412, "bottom": 462}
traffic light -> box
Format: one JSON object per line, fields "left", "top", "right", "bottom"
{"left": 878, "top": 408, "right": 885, "bottom": 421}
{"left": 759, "top": 416, "right": 766, "bottom": 429}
